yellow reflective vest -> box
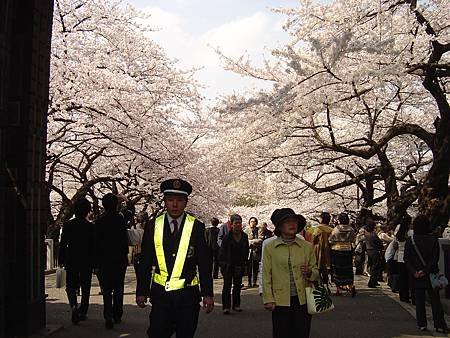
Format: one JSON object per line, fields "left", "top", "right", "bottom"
{"left": 152, "top": 213, "right": 199, "bottom": 291}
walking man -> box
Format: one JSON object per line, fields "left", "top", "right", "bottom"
{"left": 95, "top": 193, "right": 129, "bottom": 329}
{"left": 136, "top": 178, "right": 214, "bottom": 338}
{"left": 59, "top": 198, "right": 95, "bottom": 324}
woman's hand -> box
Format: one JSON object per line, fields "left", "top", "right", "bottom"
{"left": 264, "top": 302, "right": 276, "bottom": 311}
{"left": 414, "top": 270, "right": 425, "bottom": 279}
{"left": 300, "top": 265, "right": 312, "bottom": 278}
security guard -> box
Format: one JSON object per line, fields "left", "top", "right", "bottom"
{"left": 136, "top": 179, "right": 214, "bottom": 337}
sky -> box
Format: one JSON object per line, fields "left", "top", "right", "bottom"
{"left": 124, "top": 0, "right": 299, "bottom": 101}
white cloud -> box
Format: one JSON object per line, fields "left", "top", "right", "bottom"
{"left": 143, "top": 6, "right": 183, "bottom": 29}
{"left": 140, "top": 7, "right": 289, "bottom": 101}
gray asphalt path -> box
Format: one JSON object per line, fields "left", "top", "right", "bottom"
{"left": 38, "top": 268, "right": 449, "bottom": 338}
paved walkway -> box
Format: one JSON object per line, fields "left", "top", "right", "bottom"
{"left": 37, "top": 268, "right": 450, "bottom": 338}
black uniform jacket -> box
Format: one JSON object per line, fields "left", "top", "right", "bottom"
{"left": 59, "top": 217, "right": 95, "bottom": 270}
{"left": 136, "top": 213, "right": 213, "bottom": 307}
{"left": 95, "top": 212, "right": 129, "bottom": 269}
{"left": 404, "top": 234, "right": 440, "bottom": 289}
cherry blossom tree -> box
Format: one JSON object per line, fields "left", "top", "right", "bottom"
{"left": 212, "top": 0, "right": 449, "bottom": 227}
{"left": 47, "top": 0, "right": 227, "bottom": 224}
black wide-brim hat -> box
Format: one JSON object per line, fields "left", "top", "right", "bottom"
{"left": 270, "top": 208, "right": 305, "bottom": 231}
{"left": 160, "top": 179, "right": 192, "bottom": 196}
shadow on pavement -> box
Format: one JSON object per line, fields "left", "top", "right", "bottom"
{"left": 46, "top": 301, "right": 150, "bottom": 338}
{"left": 42, "top": 270, "right": 445, "bottom": 338}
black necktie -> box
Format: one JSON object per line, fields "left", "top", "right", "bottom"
{"left": 172, "top": 219, "right": 178, "bottom": 234}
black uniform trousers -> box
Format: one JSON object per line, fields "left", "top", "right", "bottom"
{"left": 66, "top": 267, "right": 92, "bottom": 315}
{"left": 222, "top": 265, "right": 243, "bottom": 309}
{"left": 98, "top": 265, "right": 127, "bottom": 321}
{"left": 272, "top": 296, "right": 311, "bottom": 338}
{"left": 148, "top": 297, "right": 200, "bottom": 338}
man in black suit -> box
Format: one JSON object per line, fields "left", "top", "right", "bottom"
{"left": 59, "top": 198, "right": 95, "bottom": 324}
{"left": 95, "top": 193, "right": 129, "bottom": 329}
{"left": 136, "top": 179, "right": 214, "bottom": 338}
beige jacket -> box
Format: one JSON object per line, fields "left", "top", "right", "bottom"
{"left": 312, "top": 224, "right": 333, "bottom": 269}
{"left": 262, "top": 237, "right": 319, "bottom": 306}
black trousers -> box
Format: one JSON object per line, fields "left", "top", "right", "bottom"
{"left": 272, "top": 296, "right": 311, "bottom": 338}
{"left": 397, "top": 263, "right": 410, "bottom": 302}
{"left": 98, "top": 265, "right": 127, "bottom": 321}
{"left": 354, "top": 251, "right": 365, "bottom": 275}
{"left": 247, "top": 257, "right": 259, "bottom": 285}
{"left": 66, "top": 267, "right": 92, "bottom": 315}
{"left": 148, "top": 303, "right": 200, "bottom": 338}
{"left": 367, "top": 251, "right": 383, "bottom": 287}
{"left": 319, "top": 268, "right": 330, "bottom": 285}
{"left": 133, "top": 253, "right": 141, "bottom": 277}
{"left": 222, "top": 265, "right": 243, "bottom": 309}
{"left": 414, "top": 288, "right": 448, "bottom": 329}
{"left": 387, "top": 259, "right": 399, "bottom": 292}
{"left": 212, "top": 250, "right": 219, "bottom": 279}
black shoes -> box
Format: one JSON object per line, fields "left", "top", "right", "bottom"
{"left": 113, "top": 317, "right": 122, "bottom": 324}
{"left": 78, "top": 313, "right": 87, "bottom": 321}
{"left": 105, "top": 318, "right": 114, "bottom": 330}
{"left": 71, "top": 307, "right": 79, "bottom": 324}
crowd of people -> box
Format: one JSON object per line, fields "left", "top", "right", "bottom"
{"left": 53, "top": 177, "right": 449, "bottom": 337}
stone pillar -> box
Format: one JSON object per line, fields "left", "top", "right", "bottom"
{"left": 0, "top": 0, "right": 53, "bottom": 336}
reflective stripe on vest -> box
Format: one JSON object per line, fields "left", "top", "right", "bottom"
{"left": 153, "top": 213, "right": 199, "bottom": 291}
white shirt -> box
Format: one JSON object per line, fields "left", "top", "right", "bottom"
{"left": 166, "top": 212, "right": 184, "bottom": 233}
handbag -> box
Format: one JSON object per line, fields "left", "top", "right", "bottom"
{"left": 385, "top": 239, "right": 397, "bottom": 262}
{"left": 56, "top": 267, "right": 66, "bottom": 288}
{"left": 305, "top": 281, "right": 334, "bottom": 315}
{"left": 411, "top": 236, "right": 448, "bottom": 290}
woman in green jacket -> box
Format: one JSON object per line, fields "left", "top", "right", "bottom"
{"left": 262, "top": 208, "right": 319, "bottom": 338}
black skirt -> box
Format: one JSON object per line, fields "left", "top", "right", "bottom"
{"left": 331, "top": 250, "right": 354, "bottom": 286}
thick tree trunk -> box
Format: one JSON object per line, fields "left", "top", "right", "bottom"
{"left": 418, "top": 125, "right": 450, "bottom": 229}
{"left": 377, "top": 152, "right": 419, "bottom": 228}
{"left": 415, "top": 35, "right": 450, "bottom": 229}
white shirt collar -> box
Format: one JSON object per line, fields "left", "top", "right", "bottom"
{"left": 166, "top": 212, "right": 185, "bottom": 230}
